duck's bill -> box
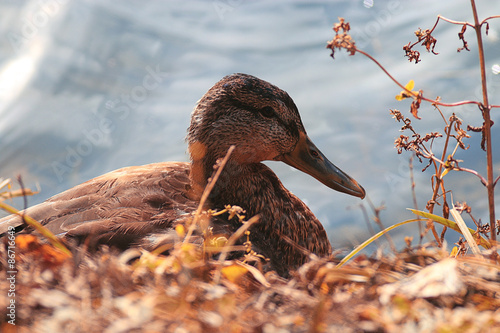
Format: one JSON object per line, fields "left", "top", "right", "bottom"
{"left": 278, "top": 133, "right": 366, "bottom": 199}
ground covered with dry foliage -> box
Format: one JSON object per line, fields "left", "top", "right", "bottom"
{"left": 1, "top": 235, "right": 499, "bottom": 333}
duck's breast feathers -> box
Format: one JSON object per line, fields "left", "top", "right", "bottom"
{"left": 0, "top": 162, "right": 196, "bottom": 237}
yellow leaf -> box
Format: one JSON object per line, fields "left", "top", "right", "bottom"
{"left": 440, "top": 168, "right": 450, "bottom": 179}
{"left": 395, "top": 80, "right": 416, "bottom": 101}
{"left": 221, "top": 263, "right": 248, "bottom": 283}
{"left": 175, "top": 224, "right": 185, "bottom": 238}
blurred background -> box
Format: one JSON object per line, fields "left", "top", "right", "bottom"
{"left": 0, "top": 0, "right": 499, "bottom": 251}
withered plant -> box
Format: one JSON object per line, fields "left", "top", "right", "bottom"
{"left": 327, "top": 3, "right": 499, "bottom": 256}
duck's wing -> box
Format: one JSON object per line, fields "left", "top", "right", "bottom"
{"left": 0, "top": 162, "right": 198, "bottom": 249}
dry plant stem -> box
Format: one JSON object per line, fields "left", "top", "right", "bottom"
{"left": 17, "top": 175, "right": 28, "bottom": 217}
{"left": 438, "top": 14, "right": 500, "bottom": 27}
{"left": 426, "top": 117, "right": 455, "bottom": 246}
{"left": 408, "top": 147, "right": 487, "bottom": 185}
{"left": 357, "top": 48, "right": 500, "bottom": 109}
{"left": 359, "top": 203, "right": 379, "bottom": 244}
{"left": 0, "top": 178, "right": 10, "bottom": 190}
{"left": 436, "top": 16, "right": 473, "bottom": 28}
{"left": 481, "top": 15, "right": 500, "bottom": 24}
{"left": 366, "top": 198, "right": 397, "bottom": 253}
{"left": 439, "top": 181, "right": 449, "bottom": 244}
{"left": 355, "top": 49, "right": 482, "bottom": 108}
{"left": 471, "top": 0, "right": 496, "bottom": 245}
{"left": 409, "top": 156, "right": 424, "bottom": 244}
{"left": 183, "top": 145, "right": 236, "bottom": 244}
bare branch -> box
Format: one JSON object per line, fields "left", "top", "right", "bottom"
{"left": 480, "top": 15, "right": 500, "bottom": 26}
{"left": 436, "top": 15, "right": 474, "bottom": 28}
{"left": 355, "top": 49, "right": 481, "bottom": 108}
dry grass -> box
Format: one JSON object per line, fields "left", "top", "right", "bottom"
{"left": 1, "top": 235, "right": 499, "bottom": 333}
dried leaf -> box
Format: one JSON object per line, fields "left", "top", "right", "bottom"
{"left": 326, "top": 17, "right": 356, "bottom": 58}
{"left": 16, "top": 234, "right": 70, "bottom": 267}
{"left": 457, "top": 24, "right": 470, "bottom": 52}
{"left": 378, "top": 258, "right": 466, "bottom": 304}
{"left": 410, "top": 101, "right": 421, "bottom": 119}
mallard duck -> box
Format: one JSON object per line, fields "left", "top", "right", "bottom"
{"left": 0, "top": 73, "right": 365, "bottom": 276}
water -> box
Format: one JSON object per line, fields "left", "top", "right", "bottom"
{"left": 0, "top": 0, "right": 499, "bottom": 250}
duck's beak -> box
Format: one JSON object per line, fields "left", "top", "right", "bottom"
{"left": 278, "top": 133, "right": 365, "bottom": 199}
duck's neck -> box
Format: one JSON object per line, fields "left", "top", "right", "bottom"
{"left": 188, "top": 141, "right": 210, "bottom": 198}
{"left": 188, "top": 143, "right": 332, "bottom": 272}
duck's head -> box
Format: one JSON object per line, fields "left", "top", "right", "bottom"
{"left": 187, "top": 73, "right": 365, "bottom": 199}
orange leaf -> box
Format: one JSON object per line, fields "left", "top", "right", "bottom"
{"left": 15, "top": 234, "right": 39, "bottom": 251}
{"left": 16, "top": 235, "right": 70, "bottom": 267}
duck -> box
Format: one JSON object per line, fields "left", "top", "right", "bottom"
{"left": 0, "top": 73, "right": 365, "bottom": 276}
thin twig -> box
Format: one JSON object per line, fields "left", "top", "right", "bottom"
{"left": 424, "top": 154, "right": 489, "bottom": 185}
{"left": 359, "top": 203, "right": 379, "bottom": 243}
{"left": 409, "top": 155, "right": 424, "bottom": 244}
{"left": 184, "top": 145, "right": 235, "bottom": 244}
{"left": 436, "top": 15, "right": 474, "bottom": 28}
{"left": 424, "top": 113, "right": 456, "bottom": 245}
{"left": 481, "top": 15, "right": 500, "bottom": 25}
{"left": 356, "top": 49, "right": 482, "bottom": 108}
{"left": 366, "top": 197, "right": 397, "bottom": 254}
{"left": 19, "top": 179, "right": 27, "bottom": 210}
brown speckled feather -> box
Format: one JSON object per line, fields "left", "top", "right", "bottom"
{"left": 1, "top": 162, "right": 197, "bottom": 250}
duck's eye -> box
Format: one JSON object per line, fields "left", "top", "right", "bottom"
{"left": 310, "top": 149, "right": 320, "bottom": 159}
{"left": 259, "top": 106, "right": 275, "bottom": 118}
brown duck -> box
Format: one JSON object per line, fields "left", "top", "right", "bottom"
{"left": 0, "top": 73, "right": 365, "bottom": 276}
